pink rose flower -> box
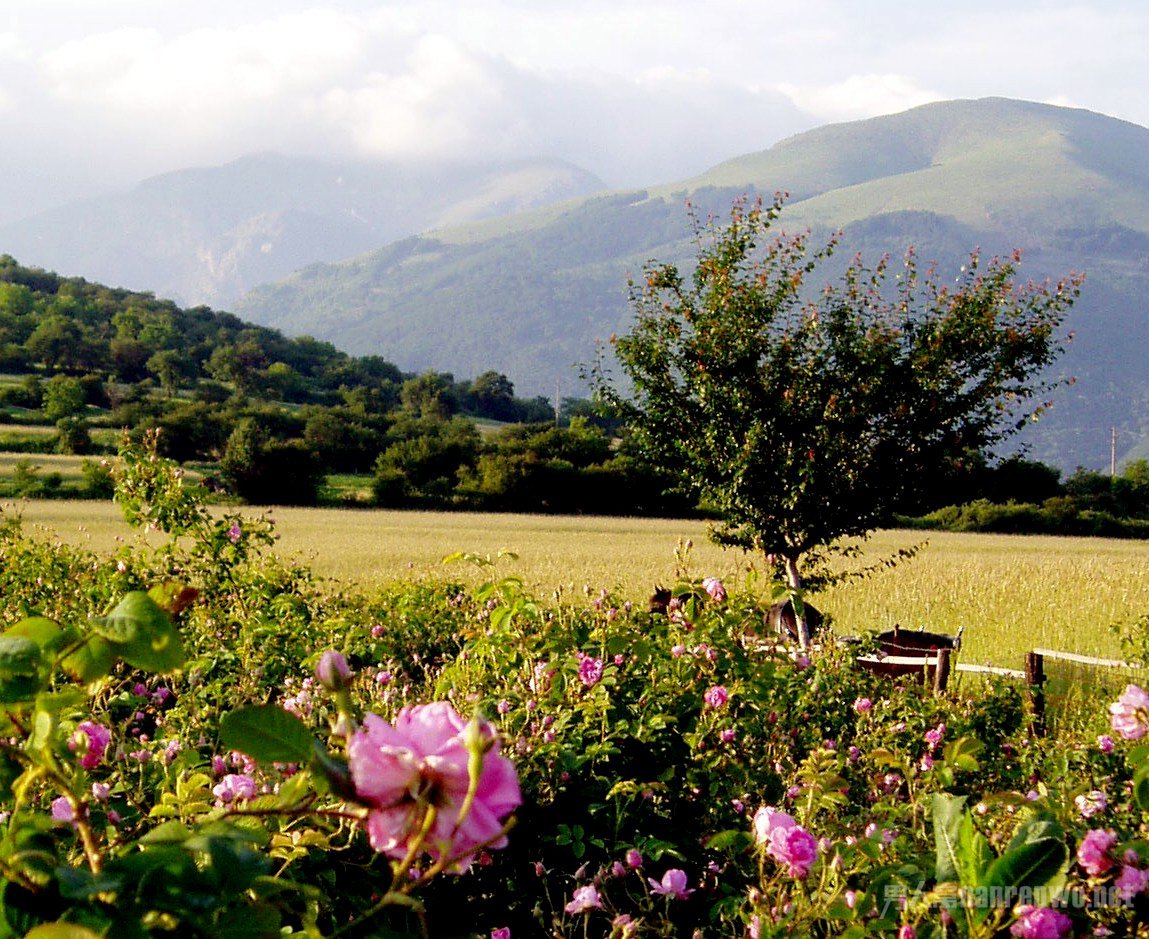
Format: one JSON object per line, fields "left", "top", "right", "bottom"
{"left": 490, "top": 929, "right": 511, "bottom": 939}
{"left": 648, "top": 868, "right": 694, "bottom": 899}
{"left": 316, "top": 650, "right": 352, "bottom": 691}
{"left": 564, "top": 884, "right": 603, "bottom": 914}
{"left": 1097, "top": 734, "right": 1115, "bottom": 754}
{"left": 50, "top": 796, "right": 75, "bottom": 824}
{"left": 924, "top": 722, "right": 946, "bottom": 751}
{"left": 1115, "top": 864, "right": 1149, "bottom": 900}
{"left": 348, "top": 702, "right": 521, "bottom": 872}
{"left": 213, "top": 773, "right": 257, "bottom": 804}
{"left": 625, "top": 848, "right": 643, "bottom": 869}
{"left": 577, "top": 654, "right": 604, "bottom": 688}
{"left": 1109, "top": 684, "right": 1149, "bottom": 740}
{"left": 1075, "top": 790, "right": 1108, "bottom": 819}
{"left": 701, "top": 577, "right": 727, "bottom": 603}
{"left": 704, "top": 685, "right": 729, "bottom": 709}
{"left": 752, "top": 806, "right": 819, "bottom": 878}
{"left": 853, "top": 697, "right": 872, "bottom": 713}
{"left": 69, "top": 721, "right": 111, "bottom": 770}
{"left": 1009, "top": 904, "right": 1072, "bottom": 938}
{"left": 1077, "top": 829, "right": 1118, "bottom": 877}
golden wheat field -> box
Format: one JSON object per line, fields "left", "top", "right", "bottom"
{"left": 6, "top": 499, "right": 1148, "bottom": 668}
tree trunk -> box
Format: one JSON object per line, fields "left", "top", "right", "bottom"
{"left": 783, "top": 554, "right": 811, "bottom": 649}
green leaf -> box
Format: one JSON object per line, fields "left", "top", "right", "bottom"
{"left": 60, "top": 635, "right": 116, "bottom": 684}
{"left": 981, "top": 820, "right": 1067, "bottom": 893}
{"left": 0, "top": 636, "right": 40, "bottom": 678}
{"left": 138, "top": 820, "right": 192, "bottom": 845}
{"left": 95, "top": 592, "right": 185, "bottom": 672}
{"left": 1134, "top": 762, "right": 1149, "bottom": 812}
{"left": 24, "top": 926, "right": 104, "bottom": 939}
{"left": 943, "top": 735, "right": 985, "bottom": 772}
{"left": 932, "top": 793, "right": 965, "bottom": 884}
{"left": 958, "top": 813, "right": 993, "bottom": 889}
{"left": 706, "top": 830, "right": 752, "bottom": 852}
{"left": 219, "top": 705, "right": 315, "bottom": 765}
{"left": 4, "top": 618, "right": 62, "bottom": 653}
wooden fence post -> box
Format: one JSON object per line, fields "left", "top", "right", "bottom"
{"left": 934, "top": 649, "right": 951, "bottom": 695}
{"left": 1026, "top": 651, "right": 1046, "bottom": 737}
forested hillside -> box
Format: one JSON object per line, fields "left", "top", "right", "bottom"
{"left": 236, "top": 99, "right": 1149, "bottom": 471}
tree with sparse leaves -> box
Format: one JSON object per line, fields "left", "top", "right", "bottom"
{"left": 594, "top": 196, "right": 1083, "bottom": 646}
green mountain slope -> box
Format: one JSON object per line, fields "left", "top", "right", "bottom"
{"left": 0, "top": 154, "right": 606, "bottom": 310}
{"left": 235, "top": 98, "right": 1149, "bottom": 469}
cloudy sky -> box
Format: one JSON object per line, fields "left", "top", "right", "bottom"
{"left": 1, "top": 0, "right": 1146, "bottom": 222}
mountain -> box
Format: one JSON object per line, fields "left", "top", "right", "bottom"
{"left": 0, "top": 154, "right": 606, "bottom": 309}
{"left": 235, "top": 98, "right": 1149, "bottom": 470}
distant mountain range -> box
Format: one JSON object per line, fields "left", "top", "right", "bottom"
{"left": 3, "top": 97, "right": 1148, "bottom": 470}
{"left": 0, "top": 154, "right": 606, "bottom": 309}
{"left": 231, "top": 98, "right": 1149, "bottom": 470}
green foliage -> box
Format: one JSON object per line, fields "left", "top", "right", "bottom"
{"left": 595, "top": 196, "right": 1082, "bottom": 616}
{"left": 0, "top": 435, "right": 1145, "bottom": 937}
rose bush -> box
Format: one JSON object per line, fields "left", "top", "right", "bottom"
{"left": 0, "top": 439, "right": 1146, "bottom": 937}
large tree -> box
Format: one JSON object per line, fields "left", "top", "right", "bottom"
{"left": 594, "top": 196, "right": 1083, "bottom": 645}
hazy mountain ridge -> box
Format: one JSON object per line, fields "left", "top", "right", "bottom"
{"left": 234, "top": 98, "right": 1149, "bottom": 470}
{"left": 0, "top": 154, "right": 607, "bottom": 309}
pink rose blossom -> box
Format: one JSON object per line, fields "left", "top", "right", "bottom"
{"left": 348, "top": 702, "right": 521, "bottom": 872}
{"left": 1097, "top": 734, "right": 1115, "bottom": 754}
{"left": 752, "top": 806, "right": 819, "bottom": 878}
{"left": 1075, "top": 790, "right": 1108, "bottom": 819}
{"left": 704, "top": 685, "right": 729, "bottom": 709}
{"left": 648, "top": 868, "right": 694, "bottom": 899}
{"left": 316, "top": 650, "right": 352, "bottom": 691}
{"left": 1009, "top": 904, "right": 1072, "bottom": 938}
{"left": 227, "top": 523, "right": 242, "bottom": 544}
{"left": 577, "top": 654, "right": 604, "bottom": 688}
{"left": 701, "top": 577, "right": 727, "bottom": 603}
{"left": 853, "top": 697, "right": 872, "bottom": 713}
{"left": 213, "top": 773, "right": 257, "bottom": 804}
{"left": 625, "top": 848, "right": 643, "bottom": 869}
{"left": 924, "top": 722, "right": 946, "bottom": 751}
{"left": 50, "top": 796, "right": 75, "bottom": 824}
{"left": 491, "top": 929, "right": 511, "bottom": 939}
{"left": 69, "top": 721, "right": 111, "bottom": 770}
{"left": 1077, "top": 829, "right": 1118, "bottom": 877}
{"left": 1115, "top": 864, "right": 1149, "bottom": 900}
{"left": 564, "top": 884, "right": 603, "bottom": 914}
{"left": 1109, "top": 684, "right": 1149, "bottom": 739}
{"left": 897, "top": 928, "right": 916, "bottom": 939}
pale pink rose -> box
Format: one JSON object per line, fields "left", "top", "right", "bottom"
{"left": 348, "top": 702, "right": 521, "bottom": 872}
{"left": 564, "top": 884, "right": 602, "bottom": 914}
{"left": 212, "top": 773, "right": 257, "bottom": 804}
{"left": 701, "top": 577, "right": 727, "bottom": 603}
{"left": 1077, "top": 829, "right": 1118, "bottom": 877}
{"left": 50, "top": 796, "right": 75, "bottom": 824}
{"left": 1115, "top": 864, "right": 1149, "bottom": 900}
{"left": 1009, "top": 904, "right": 1072, "bottom": 938}
{"left": 1110, "top": 684, "right": 1149, "bottom": 740}
{"left": 648, "top": 868, "right": 693, "bottom": 899}
{"left": 853, "top": 697, "right": 873, "bottom": 713}
{"left": 752, "top": 806, "right": 818, "bottom": 878}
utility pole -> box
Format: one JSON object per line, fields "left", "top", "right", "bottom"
{"left": 554, "top": 377, "right": 561, "bottom": 427}
{"left": 1111, "top": 427, "right": 1117, "bottom": 478}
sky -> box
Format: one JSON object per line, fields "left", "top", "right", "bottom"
{"left": 1, "top": 0, "right": 1147, "bottom": 223}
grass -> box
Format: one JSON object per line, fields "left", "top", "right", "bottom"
{"left": 5, "top": 500, "right": 1148, "bottom": 669}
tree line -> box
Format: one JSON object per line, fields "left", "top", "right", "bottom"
{"left": 1, "top": 250, "right": 1145, "bottom": 534}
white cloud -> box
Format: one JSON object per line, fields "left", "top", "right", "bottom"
{"left": 778, "top": 74, "right": 944, "bottom": 124}
{"left": 0, "top": 0, "right": 1143, "bottom": 222}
